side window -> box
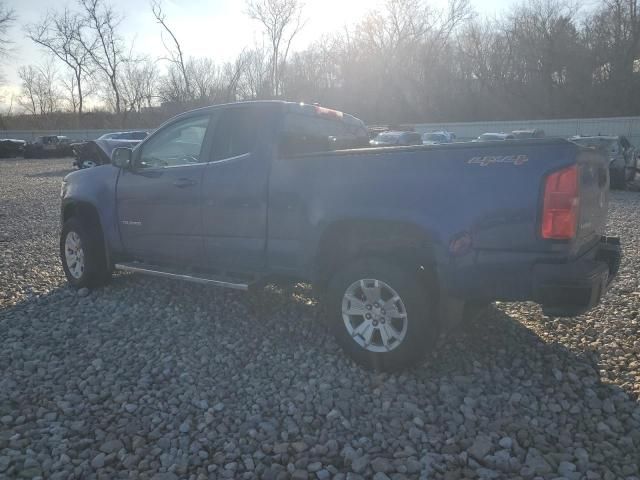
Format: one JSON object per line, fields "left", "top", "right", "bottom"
{"left": 138, "top": 115, "right": 210, "bottom": 168}
{"left": 279, "top": 114, "right": 369, "bottom": 156}
{"left": 211, "top": 108, "right": 260, "bottom": 161}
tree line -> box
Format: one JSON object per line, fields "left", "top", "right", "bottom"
{"left": 1, "top": 0, "right": 640, "bottom": 129}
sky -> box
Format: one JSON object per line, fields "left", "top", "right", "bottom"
{"left": 0, "top": 0, "right": 513, "bottom": 110}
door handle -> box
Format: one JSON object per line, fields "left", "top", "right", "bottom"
{"left": 173, "top": 178, "right": 197, "bottom": 188}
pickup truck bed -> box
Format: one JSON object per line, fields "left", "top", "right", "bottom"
{"left": 59, "top": 101, "right": 621, "bottom": 371}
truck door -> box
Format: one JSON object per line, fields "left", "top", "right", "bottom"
{"left": 201, "top": 106, "right": 272, "bottom": 273}
{"left": 116, "top": 114, "right": 212, "bottom": 267}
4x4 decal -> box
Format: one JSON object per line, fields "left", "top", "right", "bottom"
{"left": 468, "top": 155, "right": 528, "bottom": 166}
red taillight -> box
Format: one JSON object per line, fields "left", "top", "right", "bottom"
{"left": 541, "top": 164, "right": 579, "bottom": 240}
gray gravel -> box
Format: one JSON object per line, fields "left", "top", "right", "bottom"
{"left": 1, "top": 157, "right": 639, "bottom": 480}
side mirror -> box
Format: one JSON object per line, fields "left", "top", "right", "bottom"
{"left": 112, "top": 147, "right": 132, "bottom": 168}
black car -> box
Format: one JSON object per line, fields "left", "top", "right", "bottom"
{"left": 569, "top": 135, "right": 638, "bottom": 190}
{"left": 0, "top": 139, "right": 26, "bottom": 158}
{"left": 71, "top": 131, "right": 150, "bottom": 169}
{"left": 73, "top": 139, "right": 147, "bottom": 169}
{"left": 24, "top": 136, "right": 74, "bottom": 158}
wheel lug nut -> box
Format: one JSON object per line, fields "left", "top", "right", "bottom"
{"left": 366, "top": 304, "right": 372, "bottom": 310}
{"left": 365, "top": 313, "right": 371, "bottom": 319}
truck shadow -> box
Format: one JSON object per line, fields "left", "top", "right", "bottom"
{"left": 1, "top": 275, "right": 638, "bottom": 477}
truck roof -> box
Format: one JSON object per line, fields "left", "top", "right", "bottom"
{"left": 173, "top": 100, "right": 362, "bottom": 126}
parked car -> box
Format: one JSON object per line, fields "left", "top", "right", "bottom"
{"left": 475, "top": 132, "right": 516, "bottom": 142}
{"left": 370, "top": 130, "right": 423, "bottom": 146}
{"left": 569, "top": 135, "right": 638, "bottom": 190}
{"left": 24, "top": 135, "right": 74, "bottom": 158}
{"left": 0, "top": 138, "right": 26, "bottom": 158}
{"left": 73, "top": 138, "right": 146, "bottom": 169}
{"left": 422, "top": 131, "right": 455, "bottom": 145}
{"left": 512, "top": 128, "right": 545, "bottom": 139}
{"left": 59, "top": 100, "right": 621, "bottom": 371}
{"left": 367, "top": 125, "right": 415, "bottom": 139}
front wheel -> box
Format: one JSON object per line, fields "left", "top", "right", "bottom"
{"left": 60, "top": 217, "right": 111, "bottom": 288}
{"left": 79, "top": 159, "right": 98, "bottom": 169}
{"left": 326, "top": 258, "right": 439, "bottom": 371}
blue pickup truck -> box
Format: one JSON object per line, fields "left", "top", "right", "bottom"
{"left": 60, "top": 101, "right": 621, "bottom": 370}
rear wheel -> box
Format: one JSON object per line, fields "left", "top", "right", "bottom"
{"left": 60, "top": 217, "right": 111, "bottom": 288}
{"left": 326, "top": 258, "right": 439, "bottom": 371}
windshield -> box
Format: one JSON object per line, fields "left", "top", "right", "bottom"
{"left": 572, "top": 137, "right": 619, "bottom": 153}
{"left": 423, "top": 133, "right": 447, "bottom": 142}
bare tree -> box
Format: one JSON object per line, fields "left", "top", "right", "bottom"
{"left": 222, "top": 53, "right": 248, "bottom": 102}
{"left": 584, "top": 0, "right": 640, "bottom": 114}
{"left": 10, "top": 0, "right": 640, "bottom": 127}
{"left": 237, "top": 47, "right": 271, "bottom": 99}
{"left": 61, "top": 72, "right": 79, "bottom": 112}
{"left": 17, "top": 66, "right": 38, "bottom": 114}
{"left": 151, "top": 0, "right": 191, "bottom": 101}
{"left": 26, "top": 9, "right": 93, "bottom": 114}
{"left": 246, "top": 0, "right": 306, "bottom": 97}
{"left": 0, "top": 2, "right": 14, "bottom": 58}
{"left": 187, "top": 57, "right": 218, "bottom": 101}
{"left": 0, "top": 2, "right": 16, "bottom": 83}
{"left": 120, "top": 57, "right": 158, "bottom": 113}
{"left": 17, "top": 61, "right": 61, "bottom": 115}
{"left": 77, "top": 0, "right": 126, "bottom": 114}
{"left": 335, "top": 0, "right": 472, "bottom": 121}
{"left": 158, "top": 63, "right": 188, "bottom": 104}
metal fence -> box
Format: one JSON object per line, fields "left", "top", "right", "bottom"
{"left": 414, "top": 116, "right": 640, "bottom": 145}
{"left": 3, "top": 116, "right": 640, "bottom": 144}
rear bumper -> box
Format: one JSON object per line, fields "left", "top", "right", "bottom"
{"left": 532, "top": 236, "right": 621, "bottom": 316}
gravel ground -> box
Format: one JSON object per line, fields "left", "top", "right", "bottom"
{"left": 1, "top": 157, "right": 639, "bottom": 480}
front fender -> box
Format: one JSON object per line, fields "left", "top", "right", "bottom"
{"left": 61, "top": 165, "right": 122, "bottom": 256}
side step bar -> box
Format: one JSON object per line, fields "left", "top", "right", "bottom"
{"left": 115, "top": 263, "right": 250, "bottom": 291}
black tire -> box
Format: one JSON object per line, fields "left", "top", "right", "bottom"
{"left": 610, "top": 168, "right": 627, "bottom": 190}
{"left": 326, "top": 258, "right": 439, "bottom": 371}
{"left": 79, "top": 159, "right": 97, "bottom": 169}
{"left": 60, "top": 217, "right": 111, "bottom": 288}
